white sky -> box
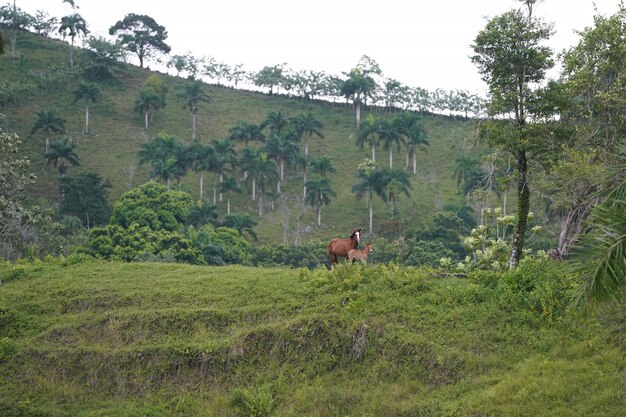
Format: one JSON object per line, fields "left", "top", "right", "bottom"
{"left": 14, "top": 0, "right": 623, "bottom": 95}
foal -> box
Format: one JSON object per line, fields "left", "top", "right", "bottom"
{"left": 348, "top": 243, "right": 373, "bottom": 265}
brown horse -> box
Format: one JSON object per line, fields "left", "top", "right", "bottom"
{"left": 327, "top": 228, "right": 361, "bottom": 268}
{"left": 348, "top": 242, "right": 373, "bottom": 265}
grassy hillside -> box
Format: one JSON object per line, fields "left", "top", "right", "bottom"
{"left": 0, "top": 258, "right": 624, "bottom": 416}
{"left": 1, "top": 30, "right": 483, "bottom": 245}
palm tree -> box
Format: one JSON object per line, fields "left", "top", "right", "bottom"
{"left": 186, "top": 140, "right": 215, "bottom": 199}
{"left": 186, "top": 199, "right": 219, "bottom": 228}
{"left": 245, "top": 152, "right": 278, "bottom": 218}
{"left": 73, "top": 81, "right": 100, "bottom": 134}
{"left": 264, "top": 131, "right": 299, "bottom": 193}
{"left": 240, "top": 147, "right": 260, "bottom": 201}
{"left": 571, "top": 179, "right": 626, "bottom": 308}
{"left": 211, "top": 139, "right": 237, "bottom": 202}
{"left": 44, "top": 137, "right": 80, "bottom": 175}
{"left": 219, "top": 176, "right": 241, "bottom": 215}
{"left": 138, "top": 134, "right": 187, "bottom": 187}
{"left": 31, "top": 110, "right": 66, "bottom": 154}
{"left": 57, "top": 13, "right": 88, "bottom": 71}
{"left": 379, "top": 119, "right": 403, "bottom": 169}
{"left": 393, "top": 112, "right": 429, "bottom": 174}
{"left": 453, "top": 156, "right": 484, "bottom": 198}
{"left": 305, "top": 177, "right": 336, "bottom": 226}
{"left": 221, "top": 213, "right": 258, "bottom": 241}
{"left": 134, "top": 88, "right": 165, "bottom": 130}
{"left": 290, "top": 113, "right": 324, "bottom": 156}
{"left": 341, "top": 68, "right": 378, "bottom": 129}
{"left": 177, "top": 80, "right": 211, "bottom": 139}
{"left": 356, "top": 114, "right": 381, "bottom": 162}
{"left": 228, "top": 122, "right": 265, "bottom": 148}
{"left": 353, "top": 164, "right": 387, "bottom": 235}
{"left": 150, "top": 158, "right": 177, "bottom": 188}
{"left": 382, "top": 168, "right": 412, "bottom": 216}
{"left": 309, "top": 156, "right": 336, "bottom": 177}
{"left": 261, "top": 111, "right": 289, "bottom": 135}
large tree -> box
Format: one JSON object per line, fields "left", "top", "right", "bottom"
{"left": 471, "top": 0, "right": 554, "bottom": 269}
{"left": 58, "top": 170, "right": 111, "bottom": 228}
{"left": 58, "top": 13, "right": 88, "bottom": 71}
{"left": 108, "top": 13, "right": 171, "bottom": 68}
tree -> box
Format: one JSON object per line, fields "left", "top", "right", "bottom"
{"left": 261, "top": 111, "right": 289, "bottom": 135}
{"left": 379, "top": 118, "right": 403, "bottom": 169}
{"left": 309, "top": 156, "right": 336, "bottom": 177}
{"left": 58, "top": 170, "right": 111, "bottom": 228}
{"left": 110, "top": 181, "right": 193, "bottom": 231}
{"left": 290, "top": 113, "right": 324, "bottom": 156}
{"left": 244, "top": 151, "right": 278, "bottom": 218}
{"left": 253, "top": 64, "right": 285, "bottom": 95}
{"left": 138, "top": 134, "right": 187, "bottom": 188}
{"left": 221, "top": 213, "right": 258, "bottom": 241}
{"left": 219, "top": 176, "right": 241, "bottom": 215}
{"left": 58, "top": 13, "right": 88, "bottom": 71}
{"left": 393, "top": 112, "right": 429, "bottom": 174}
{"left": 135, "top": 75, "right": 167, "bottom": 129}
{"left": 211, "top": 139, "right": 237, "bottom": 202}
{"left": 263, "top": 131, "right": 299, "bottom": 191}
{"left": 44, "top": 137, "right": 80, "bottom": 175}
{"left": 73, "top": 80, "right": 100, "bottom": 134}
{"left": 109, "top": 14, "right": 171, "bottom": 68}
{"left": 31, "top": 110, "right": 66, "bottom": 154}
{"left": 229, "top": 122, "right": 265, "bottom": 148}
{"left": 305, "top": 177, "right": 336, "bottom": 227}
{"left": 453, "top": 156, "right": 484, "bottom": 198}
{"left": 340, "top": 57, "right": 380, "bottom": 128}
{"left": 356, "top": 114, "right": 381, "bottom": 161}
{"left": 176, "top": 80, "right": 211, "bottom": 139}
{"left": 81, "top": 36, "right": 127, "bottom": 81}
{"left": 353, "top": 160, "right": 387, "bottom": 235}
{"left": 382, "top": 168, "right": 412, "bottom": 216}
{"left": 471, "top": 0, "right": 554, "bottom": 269}
{"left": 32, "top": 10, "right": 58, "bottom": 37}
{"left": 186, "top": 140, "right": 215, "bottom": 200}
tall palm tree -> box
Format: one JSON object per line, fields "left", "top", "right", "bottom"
{"left": 186, "top": 140, "right": 215, "bottom": 200}
{"left": 211, "top": 138, "right": 237, "bottom": 202}
{"left": 353, "top": 165, "right": 387, "bottom": 235}
{"left": 290, "top": 113, "right": 324, "bottom": 155}
{"left": 134, "top": 88, "right": 165, "bottom": 130}
{"left": 31, "top": 110, "right": 66, "bottom": 154}
{"left": 219, "top": 176, "right": 241, "bottom": 215}
{"left": 356, "top": 114, "right": 381, "bottom": 162}
{"left": 44, "top": 137, "right": 80, "bottom": 175}
{"left": 73, "top": 81, "right": 100, "bottom": 134}
{"left": 245, "top": 152, "right": 278, "bottom": 218}
{"left": 240, "top": 147, "right": 260, "bottom": 201}
{"left": 57, "top": 13, "right": 88, "bottom": 71}
{"left": 228, "top": 122, "right": 265, "bottom": 148}
{"left": 263, "top": 131, "right": 299, "bottom": 192}
{"left": 379, "top": 118, "right": 403, "bottom": 169}
{"left": 221, "top": 213, "right": 258, "bottom": 241}
{"left": 393, "top": 112, "right": 429, "bottom": 174}
{"left": 150, "top": 158, "right": 177, "bottom": 188}
{"left": 177, "top": 80, "right": 211, "bottom": 139}
{"left": 305, "top": 177, "right": 336, "bottom": 226}
{"left": 453, "top": 156, "right": 484, "bottom": 198}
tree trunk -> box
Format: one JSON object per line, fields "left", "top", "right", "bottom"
{"left": 369, "top": 191, "right": 373, "bottom": 235}
{"left": 371, "top": 144, "right": 376, "bottom": 162}
{"left": 509, "top": 150, "right": 529, "bottom": 269}
{"left": 317, "top": 203, "right": 322, "bottom": 226}
{"left": 252, "top": 177, "right": 256, "bottom": 201}
{"left": 356, "top": 103, "right": 362, "bottom": 129}
{"left": 192, "top": 109, "right": 197, "bottom": 139}
{"left": 199, "top": 172, "right": 204, "bottom": 200}
{"left": 84, "top": 105, "right": 89, "bottom": 134}
{"left": 219, "top": 172, "right": 223, "bottom": 202}
{"left": 258, "top": 190, "right": 264, "bottom": 218}
{"left": 144, "top": 109, "right": 149, "bottom": 130}
{"left": 303, "top": 169, "right": 307, "bottom": 199}
{"left": 389, "top": 148, "right": 393, "bottom": 169}
{"left": 412, "top": 152, "right": 417, "bottom": 175}
{"left": 227, "top": 195, "right": 231, "bottom": 215}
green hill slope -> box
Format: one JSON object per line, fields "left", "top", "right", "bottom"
{"left": 1, "top": 30, "right": 481, "bottom": 245}
{"left": 0, "top": 259, "right": 623, "bottom": 416}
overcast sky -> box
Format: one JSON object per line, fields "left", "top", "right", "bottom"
{"left": 14, "top": 0, "right": 623, "bottom": 94}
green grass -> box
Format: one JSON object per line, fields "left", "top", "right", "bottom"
{"left": 0, "top": 259, "right": 623, "bottom": 416}
{"left": 0, "top": 30, "right": 485, "bottom": 246}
